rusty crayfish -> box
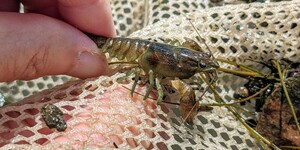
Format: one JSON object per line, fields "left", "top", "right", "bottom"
{"left": 89, "top": 35, "right": 219, "bottom": 102}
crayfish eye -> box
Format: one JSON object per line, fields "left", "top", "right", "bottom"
{"left": 199, "top": 62, "right": 206, "bottom": 68}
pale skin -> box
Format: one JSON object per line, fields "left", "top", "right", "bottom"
{"left": 0, "top": 0, "right": 115, "bottom": 82}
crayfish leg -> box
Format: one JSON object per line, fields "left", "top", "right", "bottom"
{"left": 131, "top": 70, "right": 141, "bottom": 96}
{"left": 142, "top": 70, "right": 164, "bottom": 104}
{"left": 144, "top": 70, "right": 155, "bottom": 100}
{"left": 155, "top": 77, "right": 163, "bottom": 104}
{"left": 181, "top": 37, "right": 203, "bottom": 52}
{"left": 162, "top": 38, "right": 180, "bottom": 46}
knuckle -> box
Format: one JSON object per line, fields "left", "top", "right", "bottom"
{"left": 22, "top": 49, "right": 50, "bottom": 80}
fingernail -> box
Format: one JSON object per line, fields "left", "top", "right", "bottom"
{"left": 68, "top": 51, "right": 108, "bottom": 79}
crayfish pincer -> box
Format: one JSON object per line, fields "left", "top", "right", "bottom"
{"left": 88, "top": 34, "right": 219, "bottom": 104}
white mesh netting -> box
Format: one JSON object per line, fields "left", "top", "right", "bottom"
{"left": 0, "top": 0, "right": 299, "bottom": 149}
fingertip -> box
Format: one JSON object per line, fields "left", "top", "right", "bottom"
{"left": 67, "top": 51, "right": 108, "bottom": 79}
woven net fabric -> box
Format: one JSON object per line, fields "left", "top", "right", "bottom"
{"left": 0, "top": 76, "right": 69, "bottom": 104}
{"left": 0, "top": 0, "right": 299, "bottom": 149}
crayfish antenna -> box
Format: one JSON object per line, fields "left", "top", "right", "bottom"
{"left": 181, "top": 13, "right": 216, "bottom": 60}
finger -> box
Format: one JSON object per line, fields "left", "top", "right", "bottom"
{"left": 0, "top": 0, "right": 19, "bottom": 12}
{"left": 20, "top": 0, "right": 60, "bottom": 18}
{"left": 20, "top": 0, "right": 115, "bottom": 37}
{"left": 58, "top": 0, "right": 115, "bottom": 37}
{"left": 0, "top": 12, "right": 107, "bottom": 82}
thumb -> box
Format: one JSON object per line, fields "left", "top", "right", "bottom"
{"left": 0, "top": 12, "right": 107, "bottom": 82}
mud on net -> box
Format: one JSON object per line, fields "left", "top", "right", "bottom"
{"left": 0, "top": 0, "right": 299, "bottom": 149}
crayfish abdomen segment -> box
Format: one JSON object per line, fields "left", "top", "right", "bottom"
{"left": 89, "top": 34, "right": 151, "bottom": 62}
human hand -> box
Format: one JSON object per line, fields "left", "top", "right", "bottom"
{"left": 0, "top": 0, "right": 115, "bottom": 82}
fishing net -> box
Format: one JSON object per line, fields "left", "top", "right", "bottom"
{"left": 1, "top": 0, "right": 299, "bottom": 149}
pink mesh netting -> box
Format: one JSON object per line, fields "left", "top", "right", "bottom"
{"left": 1, "top": 0, "right": 299, "bottom": 149}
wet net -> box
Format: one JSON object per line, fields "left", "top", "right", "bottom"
{"left": 0, "top": 0, "right": 299, "bottom": 149}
